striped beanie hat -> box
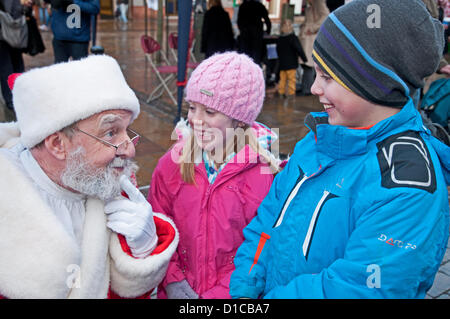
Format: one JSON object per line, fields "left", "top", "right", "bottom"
{"left": 313, "top": 0, "right": 444, "bottom": 107}
{"left": 185, "top": 52, "right": 265, "bottom": 125}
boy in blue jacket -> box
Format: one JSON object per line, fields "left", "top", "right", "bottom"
{"left": 230, "top": 0, "right": 450, "bottom": 299}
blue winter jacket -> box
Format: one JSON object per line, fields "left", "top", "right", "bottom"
{"left": 230, "top": 99, "right": 450, "bottom": 299}
{"left": 51, "top": 0, "right": 99, "bottom": 42}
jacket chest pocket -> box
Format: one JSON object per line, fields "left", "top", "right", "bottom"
{"left": 269, "top": 182, "right": 351, "bottom": 270}
{"left": 300, "top": 186, "right": 351, "bottom": 265}
{"left": 219, "top": 182, "right": 264, "bottom": 247}
{"left": 225, "top": 181, "right": 264, "bottom": 225}
{"left": 301, "top": 190, "right": 339, "bottom": 260}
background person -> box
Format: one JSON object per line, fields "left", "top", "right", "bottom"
{"left": 201, "top": 0, "right": 234, "bottom": 58}
{"left": 237, "top": 0, "right": 271, "bottom": 65}
{"left": 0, "top": 0, "right": 32, "bottom": 121}
{"left": 47, "top": 0, "right": 99, "bottom": 62}
{"left": 276, "top": 19, "right": 307, "bottom": 97}
{"left": 297, "top": 0, "right": 329, "bottom": 96}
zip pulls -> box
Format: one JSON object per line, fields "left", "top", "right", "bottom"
{"left": 273, "top": 174, "right": 308, "bottom": 228}
{"left": 272, "top": 165, "right": 322, "bottom": 228}
{"left": 248, "top": 232, "right": 271, "bottom": 274}
{"left": 302, "top": 190, "right": 338, "bottom": 260}
{"left": 273, "top": 178, "right": 339, "bottom": 260}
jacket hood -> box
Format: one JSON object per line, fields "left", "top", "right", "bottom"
{"left": 302, "top": 98, "right": 450, "bottom": 183}
{"left": 304, "top": 98, "right": 425, "bottom": 158}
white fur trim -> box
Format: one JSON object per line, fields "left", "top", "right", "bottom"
{"left": 109, "top": 212, "right": 179, "bottom": 298}
{"left": 0, "top": 122, "right": 20, "bottom": 149}
{"left": 173, "top": 117, "right": 191, "bottom": 141}
{"left": 0, "top": 153, "right": 111, "bottom": 299}
{"left": 13, "top": 55, "right": 140, "bottom": 148}
{"left": 0, "top": 151, "right": 79, "bottom": 298}
{"left": 67, "top": 199, "right": 110, "bottom": 299}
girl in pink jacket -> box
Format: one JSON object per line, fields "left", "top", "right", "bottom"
{"left": 147, "top": 52, "right": 281, "bottom": 299}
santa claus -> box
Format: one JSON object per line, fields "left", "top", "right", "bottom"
{"left": 0, "top": 55, "right": 178, "bottom": 298}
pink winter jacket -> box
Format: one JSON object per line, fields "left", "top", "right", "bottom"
{"left": 148, "top": 125, "right": 275, "bottom": 299}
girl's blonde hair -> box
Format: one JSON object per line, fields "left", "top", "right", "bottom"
{"left": 178, "top": 124, "right": 280, "bottom": 184}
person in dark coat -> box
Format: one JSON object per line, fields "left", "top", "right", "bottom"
{"left": 48, "top": 0, "right": 99, "bottom": 63}
{"left": 237, "top": 0, "right": 271, "bottom": 65}
{"left": 0, "top": 0, "right": 32, "bottom": 121}
{"left": 276, "top": 19, "right": 307, "bottom": 97}
{"left": 201, "top": 0, "right": 234, "bottom": 58}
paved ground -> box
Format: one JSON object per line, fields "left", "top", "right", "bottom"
{"left": 426, "top": 236, "right": 450, "bottom": 299}
{"left": 0, "top": 17, "right": 449, "bottom": 299}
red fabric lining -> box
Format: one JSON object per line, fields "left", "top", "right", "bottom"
{"left": 117, "top": 215, "right": 176, "bottom": 258}
{"left": 349, "top": 124, "right": 375, "bottom": 130}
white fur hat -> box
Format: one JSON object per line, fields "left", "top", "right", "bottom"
{"left": 12, "top": 55, "right": 140, "bottom": 149}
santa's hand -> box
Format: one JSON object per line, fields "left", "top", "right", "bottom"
{"left": 105, "top": 175, "right": 158, "bottom": 258}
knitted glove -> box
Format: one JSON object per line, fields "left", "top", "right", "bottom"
{"left": 105, "top": 175, "right": 158, "bottom": 258}
{"left": 165, "top": 280, "right": 199, "bottom": 299}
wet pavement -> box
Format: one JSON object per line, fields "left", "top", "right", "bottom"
{"left": 0, "top": 17, "right": 449, "bottom": 299}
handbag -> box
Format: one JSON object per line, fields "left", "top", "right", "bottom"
{"left": 0, "top": 10, "right": 28, "bottom": 49}
{"left": 23, "top": 15, "right": 45, "bottom": 56}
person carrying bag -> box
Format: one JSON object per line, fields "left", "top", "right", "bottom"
{"left": 0, "top": 0, "right": 32, "bottom": 121}
{"left": 0, "top": 0, "right": 28, "bottom": 49}
{"left": 22, "top": 7, "right": 45, "bottom": 56}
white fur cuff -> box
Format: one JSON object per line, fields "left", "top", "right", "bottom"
{"left": 109, "top": 213, "right": 179, "bottom": 298}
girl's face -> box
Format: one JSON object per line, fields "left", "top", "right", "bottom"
{"left": 187, "top": 102, "right": 236, "bottom": 152}
{"left": 310, "top": 62, "right": 400, "bottom": 128}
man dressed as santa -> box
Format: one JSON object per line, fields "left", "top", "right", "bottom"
{"left": 0, "top": 55, "right": 178, "bottom": 299}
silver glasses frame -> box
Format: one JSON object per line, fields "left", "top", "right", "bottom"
{"left": 75, "top": 127, "right": 140, "bottom": 152}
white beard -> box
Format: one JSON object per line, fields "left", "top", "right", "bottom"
{"left": 61, "top": 147, "right": 139, "bottom": 201}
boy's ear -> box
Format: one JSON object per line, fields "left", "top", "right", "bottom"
{"left": 43, "top": 132, "right": 68, "bottom": 161}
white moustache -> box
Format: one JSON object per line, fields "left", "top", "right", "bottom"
{"left": 110, "top": 157, "right": 126, "bottom": 168}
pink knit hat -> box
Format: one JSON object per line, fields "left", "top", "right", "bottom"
{"left": 185, "top": 52, "right": 265, "bottom": 125}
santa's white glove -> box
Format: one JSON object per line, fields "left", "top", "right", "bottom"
{"left": 105, "top": 175, "right": 158, "bottom": 258}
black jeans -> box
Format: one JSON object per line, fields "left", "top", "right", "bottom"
{"left": 0, "top": 40, "right": 24, "bottom": 113}
{"left": 52, "top": 38, "right": 89, "bottom": 63}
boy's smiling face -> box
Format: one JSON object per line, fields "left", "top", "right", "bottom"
{"left": 311, "top": 62, "right": 400, "bottom": 128}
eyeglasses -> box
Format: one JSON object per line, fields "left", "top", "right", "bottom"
{"left": 75, "top": 127, "right": 140, "bottom": 153}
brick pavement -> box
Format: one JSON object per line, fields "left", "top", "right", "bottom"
{"left": 426, "top": 236, "right": 450, "bottom": 299}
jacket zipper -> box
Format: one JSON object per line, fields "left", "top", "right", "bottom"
{"left": 302, "top": 190, "right": 329, "bottom": 259}
{"left": 196, "top": 158, "right": 255, "bottom": 293}
{"left": 272, "top": 165, "right": 322, "bottom": 228}
{"left": 203, "top": 182, "right": 212, "bottom": 293}
{"left": 273, "top": 175, "right": 308, "bottom": 228}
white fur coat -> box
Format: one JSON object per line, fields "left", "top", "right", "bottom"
{"left": 0, "top": 123, "right": 178, "bottom": 299}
